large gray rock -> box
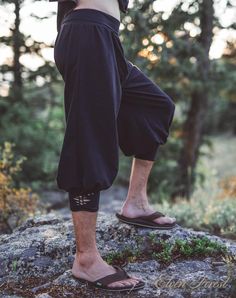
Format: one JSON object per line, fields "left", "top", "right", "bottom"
{"left": 0, "top": 212, "right": 235, "bottom": 297}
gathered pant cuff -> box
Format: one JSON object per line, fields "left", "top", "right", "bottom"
{"left": 68, "top": 189, "right": 100, "bottom": 212}
{"left": 134, "top": 143, "right": 159, "bottom": 161}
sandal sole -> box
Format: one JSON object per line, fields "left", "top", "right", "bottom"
{"left": 73, "top": 276, "right": 145, "bottom": 292}
{"left": 116, "top": 214, "right": 177, "bottom": 229}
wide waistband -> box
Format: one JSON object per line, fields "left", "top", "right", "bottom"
{"left": 62, "top": 8, "right": 121, "bottom": 36}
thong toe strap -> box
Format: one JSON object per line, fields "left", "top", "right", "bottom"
{"left": 138, "top": 211, "right": 165, "bottom": 221}
{"left": 94, "top": 265, "right": 130, "bottom": 286}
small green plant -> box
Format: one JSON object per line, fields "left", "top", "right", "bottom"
{"left": 174, "top": 237, "right": 227, "bottom": 258}
{"left": 152, "top": 243, "right": 173, "bottom": 263}
{"left": 12, "top": 260, "right": 18, "bottom": 272}
{"left": 147, "top": 232, "right": 157, "bottom": 244}
{"left": 104, "top": 245, "right": 142, "bottom": 265}
{"left": 103, "top": 235, "right": 228, "bottom": 267}
{"left": 105, "top": 251, "right": 124, "bottom": 265}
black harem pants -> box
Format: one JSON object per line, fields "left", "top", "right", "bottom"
{"left": 53, "top": 8, "right": 175, "bottom": 212}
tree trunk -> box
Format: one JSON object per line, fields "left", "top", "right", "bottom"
{"left": 11, "top": 0, "right": 23, "bottom": 103}
{"left": 171, "top": 0, "right": 214, "bottom": 200}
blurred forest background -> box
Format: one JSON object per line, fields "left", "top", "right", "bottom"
{"left": 0, "top": 0, "right": 236, "bottom": 238}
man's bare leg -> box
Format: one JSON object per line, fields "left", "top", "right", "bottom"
{"left": 71, "top": 211, "right": 140, "bottom": 287}
{"left": 120, "top": 158, "right": 176, "bottom": 224}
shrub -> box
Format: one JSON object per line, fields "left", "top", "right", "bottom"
{"left": 153, "top": 182, "right": 236, "bottom": 239}
{"left": 0, "top": 142, "right": 39, "bottom": 233}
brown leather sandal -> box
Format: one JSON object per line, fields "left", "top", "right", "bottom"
{"left": 116, "top": 211, "right": 177, "bottom": 229}
{"left": 72, "top": 264, "right": 145, "bottom": 292}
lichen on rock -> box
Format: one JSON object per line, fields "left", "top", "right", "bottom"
{"left": 0, "top": 212, "right": 236, "bottom": 297}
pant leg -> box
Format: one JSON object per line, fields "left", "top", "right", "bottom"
{"left": 53, "top": 22, "right": 122, "bottom": 197}
{"left": 117, "top": 61, "right": 176, "bottom": 161}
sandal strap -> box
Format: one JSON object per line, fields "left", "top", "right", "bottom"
{"left": 94, "top": 265, "right": 130, "bottom": 286}
{"left": 139, "top": 211, "right": 165, "bottom": 221}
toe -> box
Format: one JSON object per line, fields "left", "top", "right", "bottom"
{"left": 129, "top": 278, "right": 140, "bottom": 285}
{"left": 130, "top": 274, "right": 141, "bottom": 281}
{"left": 108, "top": 278, "right": 139, "bottom": 288}
{"left": 108, "top": 281, "right": 123, "bottom": 288}
{"left": 154, "top": 216, "right": 176, "bottom": 224}
{"left": 124, "top": 278, "right": 137, "bottom": 286}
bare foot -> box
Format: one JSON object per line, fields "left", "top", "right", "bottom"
{"left": 72, "top": 251, "right": 141, "bottom": 288}
{"left": 120, "top": 195, "right": 176, "bottom": 225}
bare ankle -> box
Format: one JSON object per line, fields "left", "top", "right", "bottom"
{"left": 75, "top": 250, "right": 101, "bottom": 267}
{"left": 124, "top": 194, "right": 149, "bottom": 210}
